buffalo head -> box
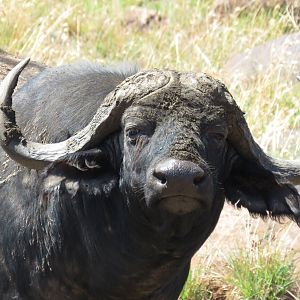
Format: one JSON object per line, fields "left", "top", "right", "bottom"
{"left": 1, "top": 59, "right": 299, "bottom": 221}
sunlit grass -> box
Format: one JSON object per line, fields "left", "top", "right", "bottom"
{"left": 225, "top": 217, "right": 299, "bottom": 300}
{"left": 181, "top": 215, "right": 300, "bottom": 299}
{"left": 0, "top": 0, "right": 297, "bottom": 68}
{"left": 179, "top": 268, "right": 214, "bottom": 300}
{"left": 1, "top": 0, "right": 299, "bottom": 159}
{"left": 227, "top": 247, "right": 294, "bottom": 299}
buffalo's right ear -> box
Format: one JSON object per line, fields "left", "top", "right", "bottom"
{"left": 40, "top": 148, "right": 118, "bottom": 206}
{"left": 224, "top": 146, "right": 300, "bottom": 224}
{"left": 42, "top": 149, "right": 108, "bottom": 177}
{"left": 37, "top": 148, "right": 119, "bottom": 246}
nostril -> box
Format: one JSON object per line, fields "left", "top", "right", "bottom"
{"left": 193, "top": 174, "right": 204, "bottom": 185}
{"left": 153, "top": 171, "right": 167, "bottom": 184}
{"left": 193, "top": 169, "right": 205, "bottom": 185}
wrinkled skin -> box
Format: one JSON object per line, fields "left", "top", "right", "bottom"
{"left": 121, "top": 95, "right": 228, "bottom": 234}
{"left": 0, "top": 61, "right": 299, "bottom": 300}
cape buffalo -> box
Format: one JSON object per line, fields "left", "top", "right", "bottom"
{"left": 0, "top": 58, "right": 299, "bottom": 300}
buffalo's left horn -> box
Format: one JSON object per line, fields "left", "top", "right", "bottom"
{"left": 0, "top": 59, "right": 173, "bottom": 170}
{"left": 0, "top": 59, "right": 130, "bottom": 170}
{"left": 0, "top": 58, "right": 133, "bottom": 169}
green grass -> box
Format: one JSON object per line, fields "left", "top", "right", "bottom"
{"left": 227, "top": 249, "right": 294, "bottom": 300}
{"left": 182, "top": 250, "right": 296, "bottom": 300}
{"left": 224, "top": 220, "right": 298, "bottom": 299}
{"left": 180, "top": 268, "right": 214, "bottom": 300}
{"left": 0, "top": 0, "right": 297, "bottom": 68}
{"left": 179, "top": 218, "right": 299, "bottom": 300}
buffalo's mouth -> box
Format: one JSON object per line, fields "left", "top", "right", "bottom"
{"left": 158, "top": 195, "right": 203, "bottom": 215}
{"left": 151, "top": 195, "right": 211, "bottom": 238}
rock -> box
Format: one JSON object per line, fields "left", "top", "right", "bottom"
{"left": 223, "top": 32, "right": 300, "bottom": 83}
{"left": 123, "top": 6, "right": 165, "bottom": 30}
{"left": 213, "top": 0, "right": 300, "bottom": 15}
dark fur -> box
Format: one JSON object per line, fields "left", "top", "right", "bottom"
{"left": 0, "top": 62, "right": 299, "bottom": 299}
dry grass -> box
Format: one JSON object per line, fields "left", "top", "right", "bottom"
{"left": 1, "top": 0, "right": 300, "bottom": 298}
{"left": 1, "top": 0, "right": 299, "bottom": 157}
{"left": 191, "top": 205, "right": 300, "bottom": 299}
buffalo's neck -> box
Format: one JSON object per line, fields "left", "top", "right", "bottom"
{"left": 34, "top": 190, "right": 224, "bottom": 300}
{"left": 0, "top": 164, "right": 224, "bottom": 299}
{"left": 105, "top": 196, "right": 225, "bottom": 299}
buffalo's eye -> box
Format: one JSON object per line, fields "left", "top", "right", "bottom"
{"left": 124, "top": 119, "right": 155, "bottom": 146}
{"left": 204, "top": 128, "right": 227, "bottom": 144}
{"left": 126, "top": 128, "right": 143, "bottom": 145}
{"left": 127, "top": 129, "right": 140, "bottom": 139}
{"left": 210, "top": 132, "right": 226, "bottom": 142}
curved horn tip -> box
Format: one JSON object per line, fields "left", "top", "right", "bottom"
{"left": 12, "top": 57, "right": 31, "bottom": 77}
{"left": 7, "top": 57, "right": 31, "bottom": 77}
{"left": 18, "top": 57, "right": 30, "bottom": 64}
{"left": 0, "top": 57, "right": 31, "bottom": 107}
{"left": 19, "top": 57, "right": 31, "bottom": 68}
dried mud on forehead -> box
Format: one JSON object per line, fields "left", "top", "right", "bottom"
{"left": 192, "top": 203, "right": 300, "bottom": 272}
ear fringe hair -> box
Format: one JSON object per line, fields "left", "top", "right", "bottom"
{"left": 226, "top": 199, "right": 300, "bottom": 227}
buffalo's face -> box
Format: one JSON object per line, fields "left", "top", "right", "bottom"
{"left": 120, "top": 95, "right": 229, "bottom": 234}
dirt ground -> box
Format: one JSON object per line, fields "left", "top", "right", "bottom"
{"left": 193, "top": 202, "right": 300, "bottom": 273}
{"left": 0, "top": 51, "right": 44, "bottom": 83}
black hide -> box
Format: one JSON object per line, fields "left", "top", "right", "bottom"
{"left": 0, "top": 62, "right": 299, "bottom": 300}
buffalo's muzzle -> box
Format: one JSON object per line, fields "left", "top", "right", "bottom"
{"left": 148, "top": 158, "right": 213, "bottom": 214}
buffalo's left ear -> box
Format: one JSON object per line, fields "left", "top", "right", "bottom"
{"left": 223, "top": 100, "right": 300, "bottom": 223}
{"left": 224, "top": 146, "right": 300, "bottom": 223}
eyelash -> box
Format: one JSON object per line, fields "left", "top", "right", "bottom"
{"left": 127, "top": 129, "right": 140, "bottom": 139}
